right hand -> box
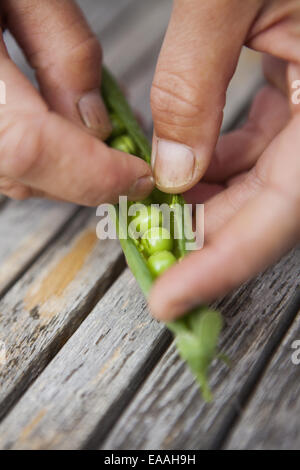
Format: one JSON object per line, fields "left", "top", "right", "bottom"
{"left": 149, "top": 0, "right": 300, "bottom": 320}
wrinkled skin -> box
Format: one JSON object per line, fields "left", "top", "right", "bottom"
{"left": 0, "top": 0, "right": 153, "bottom": 205}
{"left": 149, "top": 0, "right": 300, "bottom": 320}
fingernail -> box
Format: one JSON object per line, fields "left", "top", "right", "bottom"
{"left": 78, "top": 89, "right": 112, "bottom": 140}
{"left": 151, "top": 137, "right": 196, "bottom": 191}
{"left": 128, "top": 176, "right": 155, "bottom": 201}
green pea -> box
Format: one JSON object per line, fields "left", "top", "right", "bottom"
{"left": 129, "top": 206, "right": 162, "bottom": 237}
{"left": 141, "top": 227, "right": 173, "bottom": 257}
{"left": 148, "top": 250, "right": 176, "bottom": 277}
{"left": 109, "top": 112, "right": 126, "bottom": 138}
{"left": 110, "top": 135, "right": 137, "bottom": 154}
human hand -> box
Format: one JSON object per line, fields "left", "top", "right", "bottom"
{"left": 149, "top": 0, "right": 300, "bottom": 320}
{"left": 0, "top": 0, "right": 154, "bottom": 204}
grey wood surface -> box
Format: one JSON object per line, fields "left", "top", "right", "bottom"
{"left": 0, "top": 199, "right": 76, "bottom": 298}
{"left": 0, "top": 248, "right": 298, "bottom": 450}
{"left": 0, "top": 210, "right": 124, "bottom": 421}
{"left": 0, "top": 0, "right": 296, "bottom": 452}
{"left": 226, "top": 310, "right": 300, "bottom": 450}
{"left": 0, "top": 269, "right": 171, "bottom": 450}
{"left": 100, "top": 249, "right": 300, "bottom": 450}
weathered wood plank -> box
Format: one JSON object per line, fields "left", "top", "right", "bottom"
{"left": 0, "top": 199, "right": 76, "bottom": 298}
{"left": 0, "top": 269, "right": 171, "bottom": 450}
{"left": 0, "top": 209, "right": 124, "bottom": 421}
{"left": 100, "top": 249, "right": 300, "bottom": 450}
{"left": 103, "top": 0, "right": 172, "bottom": 79}
{"left": 225, "top": 310, "right": 300, "bottom": 450}
{"left": 0, "top": 249, "right": 298, "bottom": 450}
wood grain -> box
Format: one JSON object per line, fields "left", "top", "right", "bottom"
{"left": 0, "top": 0, "right": 290, "bottom": 452}
{"left": 0, "top": 250, "right": 298, "bottom": 450}
{"left": 0, "top": 199, "right": 76, "bottom": 298}
{"left": 101, "top": 249, "right": 300, "bottom": 450}
{"left": 0, "top": 270, "right": 171, "bottom": 450}
{"left": 225, "top": 310, "right": 300, "bottom": 450}
{"left": 0, "top": 209, "right": 124, "bottom": 421}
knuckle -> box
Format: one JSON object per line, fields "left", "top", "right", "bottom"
{"left": 151, "top": 70, "right": 203, "bottom": 126}
{"left": 0, "top": 177, "right": 31, "bottom": 200}
{"left": 31, "top": 32, "right": 102, "bottom": 85}
{"left": 69, "top": 34, "right": 102, "bottom": 68}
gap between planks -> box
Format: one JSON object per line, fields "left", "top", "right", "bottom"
{"left": 0, "top": 0, "right": 268, "bottom": 450}
{"left": 0, "top": 205, "right": 83, "bottom": 301}
{"left": 0, "top": 209, "right": 125, "bottom": 422}
{"left": 0, "top": 201, "right": 79, "bottom": 300}
{"left": 217, "top": 289, "right": 300, "bottom": 449}
{"left": 0, "top": 248, "right": 298, "bottom": 449}
{"left": 224, "top": 308, "right": 300, "bottom": 450}
{"left": 99, "top": 249, "right": 300, "bottom": 450}
{"left": 0, "top": 269, "right": 171, "bottom": 450}
{"left": 0, "top": 0, "right": 172, "bottom": 425}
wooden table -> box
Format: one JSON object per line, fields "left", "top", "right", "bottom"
{"left": 0, "top": 0, "right": 299, "bottom": 450}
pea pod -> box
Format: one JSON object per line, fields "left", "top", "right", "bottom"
{"left": 102, "top": 67, "right": 226, "bottom": 401}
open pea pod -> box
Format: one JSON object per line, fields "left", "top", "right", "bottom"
{"left": 101, "top": 67, "right": 226, "bottom": 401}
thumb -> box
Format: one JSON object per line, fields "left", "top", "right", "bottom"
{"left": 4, "top": 0, "right": 112, "bottom": 140}
{"left": 151, "top": 0, "right": 261, "bottom": 193}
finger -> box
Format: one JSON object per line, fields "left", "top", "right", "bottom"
{"left": 248, "top": 10, "right": 300, "bottom": 114}
{"left": 1, "top": 112, "right": 154, "bottom": 205}
{"left": 149, "top": 118, "right": 300, "bottom": 321}
{"left": 262, "top": 56, "right": 300, "bottom": 116}
{"left": 4, "top": 0, "right": 112, "bottom": 140}
{"left": 0, "top": 46, "right": 154, "bottom": 205}
{"left": 203, "top": 169, "right": 264, "bottom": 241}
{"left": 0, "top": 175, "right": 68, "bottom": 201}
{"left": 150, "top": 0, "right": 262, "bottom": 193}
{"left": 183, "top": 182, "right": 224, "bottom": 205}
{"left": 150, "top": 187, "right": 299, "bottom": 321}
{"left": 205, "top": 85, "right": 290, "bottom": 182}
